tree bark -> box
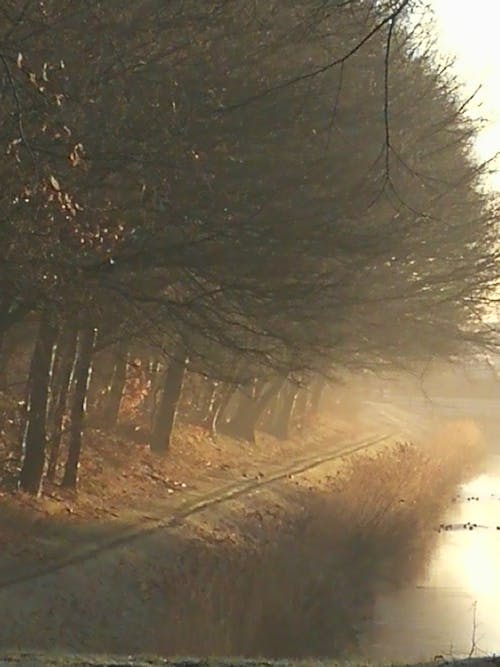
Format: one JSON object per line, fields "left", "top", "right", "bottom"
{"left": 265, "top": 382, "right": 298, "bottom": 440}
{"left": 61, "top": 327, "right": 96, "bottom": 490}
{"left": 191, "top": 379, "right": 218, "bottom": 428}
{"left": 0, "top": 298, "right": 32, "bottom": 336}
{"left": 101, "top": 342, "right": 129, "bottom": 429}
{"left": 208, "top": 384, "right": 234, "bottom": 440}
{"left": 150, "top": 347, "right": 187, "bottom": 455}
{"left": 310, "top": 376, "right": 326, "bottom": 414}
{"left": 202, "top": 381, "right": 217, "bottom": 422}
{"left": 18, "top": 314, "right": 58, "bottom": 495}
{"left": 227, "top": 377, "right": 285, "bottom": 444}
{"left": 293, "top": 387, "right": 309, "bottom": 430}
{"left": 190, "top": 378, "right": 217, "bottom": 427}
{"left": 0, "top": 331, "right": 6, "bottom": 384}
{"left": 145, "top": 359, "right": 163, "bottom": 419}
{"left": 0, "top": 328, "right": 24, "bottom": 387}
{"left": 46, "top": 328, "right": 78, "bottom": 481}
{"left": 260, "top": 390, "right": 279, "bottom": 432}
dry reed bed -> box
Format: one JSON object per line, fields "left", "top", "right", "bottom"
{"left": 159, "top": 420, "right": 484, "bottom": 659}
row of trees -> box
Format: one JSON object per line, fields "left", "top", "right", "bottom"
{"left": 1, "top": 0, "right": 498, "bottom": 494}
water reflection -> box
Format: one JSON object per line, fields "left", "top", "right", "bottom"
{"left": 360, "top": 456, "right": 500, "bottom": 662}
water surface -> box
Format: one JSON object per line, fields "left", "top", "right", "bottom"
{"left": 360, "top": 455, "right": 500, "bottom": 661}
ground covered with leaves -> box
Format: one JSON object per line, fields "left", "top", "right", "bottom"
{"left": 0, "top": 406, "right": 485, "bottom": 659}
{"left": 0, "top": 388, "right": 362, "bottom": 555}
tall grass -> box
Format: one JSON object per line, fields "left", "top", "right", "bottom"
{"left": 158, "top": 420, "right": 484, "bottom": 658}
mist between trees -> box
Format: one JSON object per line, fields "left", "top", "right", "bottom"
{"left": 0, "top": 1, "right": 499, "bottom": 494}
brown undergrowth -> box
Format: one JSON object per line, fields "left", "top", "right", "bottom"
{"left": 0, "top": 398, "right": 485, "bottom": 659}
{"left": 151, "top": 420, "right": 484, "bottom": 658}
{"left": 0, "top": 389, "right": 358, "bottom": 548}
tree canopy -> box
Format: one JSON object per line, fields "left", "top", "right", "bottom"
{"left": 1, "top": 0, "right": 498, "bottom": 492}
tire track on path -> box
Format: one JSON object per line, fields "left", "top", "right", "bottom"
{"left": 0, "top": 430, "right": 393, "bottom": 590}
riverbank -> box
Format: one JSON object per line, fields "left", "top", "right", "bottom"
{"left": 156, "top": 420, "right": 483, "bottom": 658}
{"left": 0, "top": 417, "right": 484, "bottom": 658}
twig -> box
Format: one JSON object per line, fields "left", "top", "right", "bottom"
{"left": 219, "top": 0, "right": 414, "bottom": 112}
{"left": 468, "top": 600, "right": 478, "bottom": 658}
{"left": 383, "top": 14, "right": 396, "bottom": 178}
{"left": 0, "top": 51, "right": 38, "bottom": 173}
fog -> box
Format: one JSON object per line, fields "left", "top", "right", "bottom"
{"left": 2, "top": 0, "right": 500, "bottom": 662}
{"left": 354, "top": 362, "right": 500, "bottom": 661}
{"left": 360, "top": 455, "right": 500, "bottom": 661}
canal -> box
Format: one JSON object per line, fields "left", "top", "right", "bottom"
{"left": 360, "top": 453, "right": 500, "bottom": 661}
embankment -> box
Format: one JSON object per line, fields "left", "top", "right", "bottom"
{"left": 0, "top": 419, "right": 484, "bottom": 659}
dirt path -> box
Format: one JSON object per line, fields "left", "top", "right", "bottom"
{"left": 0, "top": 426, "right": 400, "bottom": 654}
{"left": 0, "top": 412, "right": 484, "bottom": 657}
{"left": 0, "top": 430, "right": 392, "bottom": 590}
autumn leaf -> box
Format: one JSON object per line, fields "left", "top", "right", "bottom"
{"left": 69, "top": 143, "right": 84, "bottom": 167}
{"left": 49, "top": 175, "right": 61, "bottom": 191}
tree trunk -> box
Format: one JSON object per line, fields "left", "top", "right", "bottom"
{"left": 0, "top": 331, "right": 6, "bottom": 384}
{"left": 0, "top": 329, "right": 23, "bottom": 387}
{"left": 209, "top": 384, "right": 234, "bottom": 440}
{"left": 310, "top": 376, "right": 326, "bottom": 414}
{"left": 293, "top": 387, "right": 309, "bottom": 430}
{"left": 192, "top": 379, "right": 218, "bottom": 428}
{"left": 190, "top": 378, "right": 217, "bottom": 428}
{"left": 260, "top": 391, "right": 277, "bottom": 430}
{"left": 267, "top": 383, "right": 298, "bottom": 440}
{"left": 101, "top": 342, "right": 129, "bottom": 429}
{"left": 0, "top": 298, "right": 31, "bottom": 336}
{"left": 150, "top": 347, "right": 187, "bottom": 455}
{"left": 203, "top": 381, "right": 217, "bottom": 423}
{"left": 46, "top": 328, "right": 78, "bottom": 481}
{"left": 145, "top": 359, "right": 163, "bottom": 419}
{"left": 18, "top": 314, "right": 58, "bottom": 495}
{"left": 228, "top": 377, "right": 285, "bottom": 444}
{"left": 61, "top": 327, "right": 96, "bottom": 490}
{"left": 86, "top": 349, "right": 116, "bottom": 416}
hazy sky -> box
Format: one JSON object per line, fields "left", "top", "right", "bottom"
{"left": 431, "top": 0, "right": 500, "bottom": 186}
